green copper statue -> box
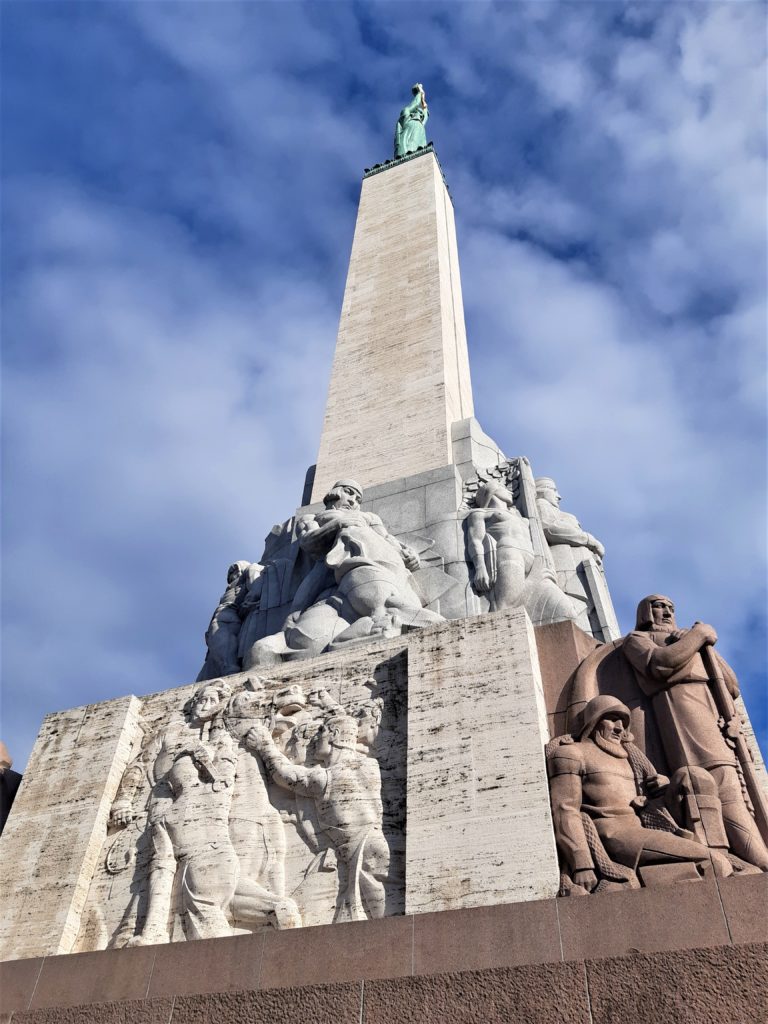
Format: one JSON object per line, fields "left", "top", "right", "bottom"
{"left": 394, "top": 83, "right": 428, "bottom": 158}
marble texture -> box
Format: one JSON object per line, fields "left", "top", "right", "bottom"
{"left": 405, "top": 608, "right": 560, "bottom": 914}
{"left": 311, "top": 151, "right": 474, "bottom": 502}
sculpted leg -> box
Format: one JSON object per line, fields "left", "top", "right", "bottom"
{"left": 358, "top": 831, "right": 390, "bottom": 919}
{"left": 710, "top": 765, "right": 768, "bottom": 870}
{"left": 635, "top": 831, "right": 733, "bottom": 878}
{"left": 125, "top": 821, "right": 176, "bottom": 946}
{"left": 181, "top": 845, "right": 239, "bottom": 940}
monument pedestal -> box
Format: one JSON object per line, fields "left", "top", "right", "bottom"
{"left": 2, "top": 878, "right": 766, "bottom": 1023}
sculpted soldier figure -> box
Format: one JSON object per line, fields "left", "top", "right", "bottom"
{"left": 548, "top": 695, "right": 733, "bottom": 893}
{"left": 623, "top": 595, "right": 768, "bottom": 870}
{"left": 247, "top": 709, "right": 390, "bottom": 922}
{"left": 466, "top": 478, "right": 578, "bottom": 624}
{"left": 535, "top": 478, "right": 605, "bottom": 564}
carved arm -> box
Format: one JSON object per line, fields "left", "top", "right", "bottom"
{"left": 246, "top": 724, "right": 326, "bottom": 798}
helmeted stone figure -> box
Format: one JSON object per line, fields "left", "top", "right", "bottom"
{"left": 466, "top": 478, "right": 578, "bottom": 624}
{"left": 394, "top": 83, "right": 428, "bottom": 157}
{"left": 622, "top": 595, "right": 768, "bottom": 870}
{"left": 547, "top": 695, "right": 733, "bottom": 894}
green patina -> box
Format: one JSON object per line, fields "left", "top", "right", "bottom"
{"left": 394, "top": 83, "right": 428, "bottom": 158}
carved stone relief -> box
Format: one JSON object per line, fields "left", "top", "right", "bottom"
{"left": 74, "top": 658, "right": 407, "bottom": 950}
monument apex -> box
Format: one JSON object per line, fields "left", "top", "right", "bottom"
{"left": 310, "top": 132, "right": 473, "bottom": 502}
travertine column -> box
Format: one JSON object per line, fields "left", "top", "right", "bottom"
{"left": 0, "top": 695, "right": 142, "bottom": 960}
{"left": 405, "top": 608, "right": 560, "bottom": 913}
{"left": 311, "top": 148, "right": 474, "bottom": 502}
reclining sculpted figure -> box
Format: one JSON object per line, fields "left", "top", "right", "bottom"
{"left": 249, "top": 479, "right": 444, "bottom": 664}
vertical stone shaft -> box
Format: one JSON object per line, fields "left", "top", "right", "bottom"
{"left": 310, "top": 150, "right": 474, "bottom": 503}
{"left": 405, "top": 609, "right": 560, "bottom": 914}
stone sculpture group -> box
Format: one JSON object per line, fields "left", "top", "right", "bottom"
{"left": 197, "top": 468, "right": 615, "bottom": 680}
{"left": 103, "top": 675, "right": 393, "bottom": 946}
{"left": 548, "top": 595, "right": 768, "bottom": 895}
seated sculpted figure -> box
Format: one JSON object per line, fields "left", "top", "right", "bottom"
{"left": 548, "top": 695, "right": 733, "bottom": 894}
{"left": 466, "top": 479, "right": 578, "bottom": 625}
{"left": 622, "top": 595, "right": 768, "bottom": 870}
{"left": 250, "top": 479, "right": 444, "bottom": 663}
{"left": 247, "top": 708, "right": 390, "bottom": 922}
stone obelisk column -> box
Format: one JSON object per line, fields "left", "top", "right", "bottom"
{"left": 310, "top": 148, "right": 474, "bottom": 502}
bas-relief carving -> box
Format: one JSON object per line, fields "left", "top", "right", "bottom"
{"left": 75, "top": 669, "right": 404, "bottom": 950}
{"left": 550, "top": 595, "right": 768, "bottom": 895}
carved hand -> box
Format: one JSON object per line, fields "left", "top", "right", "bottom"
{"left": 110, "top": 803, "right": 135, "bottom": 828}
{"left": 589, "top": 536, "right": 605, "bottom": 560}
{"left": 474, "top": 566, "right": 491, "bottom": 592}
{"left": 693, "top": 622, "right": 718, "bottom": 646}
{"left": 644, "top": 773, "right": 670, "bottom": 796}
{"left": 245, "top": 723, "right": 271, "bottom": 751}
{"left": 573, "top": 868, "right": 598, "bottom": 893}
{"left": 401, "top": 546, "right": 420, "bottom": 571}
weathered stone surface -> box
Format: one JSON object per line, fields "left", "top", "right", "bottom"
{"left": 311, "top": 150, "right": 473, "bottom": 502}
{"left": 363, "top": 961, "right": 591, "bottom": 1024}
{"left": 557, "top": 876, "right": 730, "bottom": 960}
{"left": 405, "top": 609, "right": 560, "bottom": 914}
{"left": 586, "top": 942, "right": 768, "bottom": 1024}
{"left": 0, "top": 696, "right": 142, "bottom": 960}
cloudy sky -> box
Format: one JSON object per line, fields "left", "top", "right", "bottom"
{"left": 2, "top": 1, "right": 766, "bottom": 769}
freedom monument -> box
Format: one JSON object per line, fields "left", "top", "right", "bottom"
{"left": 1, "top": 86, "right": 766, "bottom": 1024}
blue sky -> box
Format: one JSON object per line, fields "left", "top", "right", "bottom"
{"left": 2, "top": 1, "right": 766, "bottom": 770}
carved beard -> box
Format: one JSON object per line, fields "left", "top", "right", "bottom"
{"left": 593, "top": 732, "right": 629, "bottom": 759}
{"left": 650, "top": 619, "right": 677, "bottom": 634}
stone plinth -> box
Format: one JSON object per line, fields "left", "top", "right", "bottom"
{"left": 2, "top": 877, "right": 766, "bottom": 1024}
{"left": 0, "top": 612, "right": 557, "bottom": 961}
{"left": 405, "top": 609, "right": 559, "bottom": 913}
{"left": 310, "top": 149, "right": 473, "bottom": 503}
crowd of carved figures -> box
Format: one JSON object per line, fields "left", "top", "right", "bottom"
{"left": 83, "top": 469, "right": 768, "bottom": 950}
{"left": 198, "top": 462, "right": 617, "bottom": 681}
{"left": 92, "top": 675, "right": 399, "bottom": 948}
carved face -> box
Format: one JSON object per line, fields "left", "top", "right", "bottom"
{"left": 538, "top": 485, "right": 561, "bottom": 506}
{"left": 192, "top": 686, "right": 225, "bottom": 722}
{"left": 312, "top": 724, "right": 332, "bottom": 759}
{"left": 477, "top": 480, "right": 514, "bottom": 510}
{"left": 650, "top": 598, "right": 676, "bottom": 630}
{"left": 331, "top": 484, "right": 361, "bottom": 510}
{"left": 594, "top": 714, "right": 627, "bottom": 745}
